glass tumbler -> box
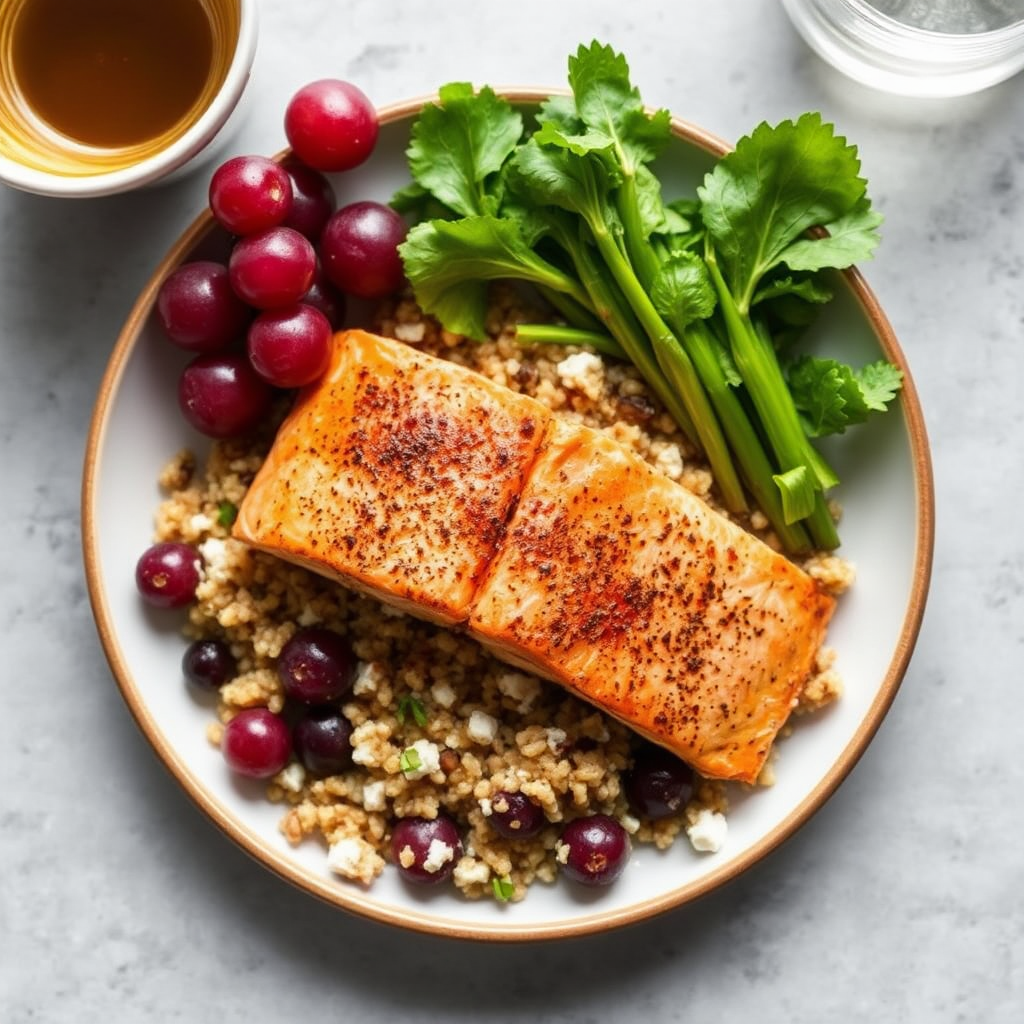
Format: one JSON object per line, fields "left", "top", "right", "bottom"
{"left": 780, "top": 0, "right": 1024, "bottom": 97}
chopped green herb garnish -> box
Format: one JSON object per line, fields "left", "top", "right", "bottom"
{"left": 216, "top": 501, "right": 238, "bottom": 528}
{"left": 492, "top": 875, "right": 516, "bottom": 902}
{"left": 399, "top": 747, "right": 423, "bottom": 774}
{"left": 396, "top": 694, "right": 428, "bottom": 728}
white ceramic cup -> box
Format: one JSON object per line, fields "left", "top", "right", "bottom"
{"left": 0, "top": 0, "right": 258, "bottom": 197}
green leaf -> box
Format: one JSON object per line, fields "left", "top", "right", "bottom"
{"left": 509, "top": 138, "right": 618, "bottom": 231}
{"left": 406, "top": 83, "right": 523, "bottom": 218}
{"left": 698, "top": 112, "right": 869, "bottom": 310}
{"left": 787, "top": 355, "right": 902, "bottom": 436}
{"left": 777, "top": 199, "right": 883, "bottom": 273}
{"left": 389, "top": 181, "right": 457, "bottom": 224}
{"left": 650, "top": 252, "right": 717, "bottom": 330}
{"left": 536, "top": 93, "right": 582, "bottom": 134}
{"left": 856, "top": 359, "right": 904, "bottom": 411}
{"left": 399, "top": 216, "right": 586, "bottom": 340}
{"left": 567, "top": 40, "right": 672, "bottom": 171}
{"left": 399, "top": 747, "right": 422, "bottom": 775}
{"left": 752, "top": 274, "right": 833, "bottom": 307}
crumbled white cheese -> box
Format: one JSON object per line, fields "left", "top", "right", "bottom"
{"left": 296, "top": 604, "right": 321, "bottom": 626}
{"left": 467, "top": 709, "right": 498, "bottom": 745}
{"left": 393, "top": 320, "right": 426, "bottom": 343}
{"left": 556, "top": 351, "right": 605, "bottom": 401}
{"left": 686, "top": 808, "right": 728, "bottom": 853}
{"left": 275, "top": 761, "right": 306, "bottom": 794}
{"left": 197, "top": 537, "right": 229, "bottom": 582}
{"left": 478, "top": 797, "right": 493, "bottom": 817}
{"left": 430, "top": 680, "right": 458, "bottom": 709}
{"left": 401, "top": 739, "right": 441, "bottom": 780}
{"left": 497, "top": 671, "right": 540, "bottom": 712}
{"left": 422, "top": 837, "right": 456, "bottom": 874}
{"left": 620, "top": 813, "right": 641, "bottom": 835}
{"left": 188, "top": 512, "right": 214, "bottom": 535}
{"left": 352, "top": 661, "right": 386, "bottom": 697}
{"left": 453, "top": 857, "right": 491, "bottom": 886}
{"left": 327, "top": 836, "right": 385, "bottom": 884}
{"left": 545, "top": 727, "right": 567, "bottom": 754}
{"left": 652, "top": 441, "right": 684, "bottom": 481}
{"left": 361, "top": 779, "right": 386, "bottom": 812}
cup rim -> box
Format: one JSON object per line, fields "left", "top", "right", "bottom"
{"left": 0, "top": 0, "right": 258, "bottom": 198}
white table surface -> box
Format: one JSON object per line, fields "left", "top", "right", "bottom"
{"left": 2, "top": 1, "right": 1022, "bottom": 1020}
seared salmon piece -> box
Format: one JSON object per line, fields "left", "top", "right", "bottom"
{"left": 233, "top": 329, "right": 552, "bottom": 625}
{"left": 468, "top": 420, "right": 835, "bottom": 783}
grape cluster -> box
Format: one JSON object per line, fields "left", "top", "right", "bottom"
{"left": 155, "top": 79, "right": 408, "bottom": 438}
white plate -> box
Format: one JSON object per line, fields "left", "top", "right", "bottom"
{"left": 82, "top": 92, "right": 934, "bottom": 941}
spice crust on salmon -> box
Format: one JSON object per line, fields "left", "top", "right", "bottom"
{"left": 234, "top": 328, "right": 835, "bottom": 784}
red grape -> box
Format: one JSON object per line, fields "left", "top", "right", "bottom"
{"left": 281, "top": 157, "right": 336, "bottom": 241}
{"left": 209, "top": 155, "right": 293, "bottom": 236}
{"left": 156, "top": 261, "right": 249, "bottom": 352}
{"left": 320, "top": 201, "right": 407, "bottom": 299}
{"left": 301, "top": 263, "right": 346, "bottom": 329}
{"left": 228, "top": 226, "right": 316, "bottom": 309}
{"left": 391, "top": 815, "right": 462, "bottom": 885}
{"left": 247, "top": 303, "right": 332, "bottom": 389}
{"left": 178, "top": 353, "right": 273, "bottom": 438}
{"left": 559, "top": 815, "right": 630, "bottom": 886}
{"left": 284, "top": 80, "right": 378, "bottom": 172}
{"left": 222, "top": 708, "right": 292, "bottom": 778}
{"left": 135, "top": 542, "right": 201, "bottom": 608}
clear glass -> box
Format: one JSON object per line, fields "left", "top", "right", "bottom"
{"left": 781, "top": 0, "right": 1024, "bottom": 96}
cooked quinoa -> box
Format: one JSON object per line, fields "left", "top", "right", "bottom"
{"left": 153, "top": 286, "right": 851, "bottom": 901}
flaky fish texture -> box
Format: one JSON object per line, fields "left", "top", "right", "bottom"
{"left": 235, "top": 330, "right": 835, "bottom": 782}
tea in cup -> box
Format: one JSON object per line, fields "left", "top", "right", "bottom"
{"left": 0, "top": 0, "right": 257, "bottom": 196}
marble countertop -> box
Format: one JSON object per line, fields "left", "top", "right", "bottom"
{"left": 2, "top": 1, "right": 1021, "bottom": 1020}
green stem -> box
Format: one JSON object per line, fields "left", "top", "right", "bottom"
{"left": 588, "top": 221, "right": 748, "bottom": 515}
{"left": 564, "top": 230, "right": 698, "bottom": 444}
{"left": 616, "top": 171, "right": 661, "bottom": 290}
{"left": 683, "top": 321, "right": 811, "bottom": 553}
{"left": 536, "top": 284, "right": 605, "bottom": 334}
{"left": 515, "top": 324, "right": 626, "bottom": 360}
{"left": 706, "top": 249, "right": 839, "bottom": 549}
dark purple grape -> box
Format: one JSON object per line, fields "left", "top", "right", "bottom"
{"left": 182, "top": 638, "right": 236, "bottom": 692}
{"left": 228, "top": 226, "right": 316, "bottom": 309}
{"left": 622, "top": 745, "right": 695, "bottom": 820}
{"left": 209, "top": 155, "right": 293, "bottom": 236}
{"left": 320, "top": 201, "right": 407, "bottom": 299}
{"left": 135, "top": 542, "right": 201, "bottom": 608}
{"left": 293, "top": 706, "right": 353, "bottom": 775}
{"left": 284, "top": 80, "right": 379, "bottom": 173}
{"left": 391, "top": 815, "right": 462, "bottom": 885}
{"left": 222, "top": 708, "right": 292, "bottom": 778}
{"left": 177, "top": 353, "right": 273, "bottom": 438}
{"left": 281, "top": 158, "right": 336, "bottom": 240}
{"left": 301, "top": 264, "right": 346, "bottom": 329}
{"left": 156, "top": 261, "right": 249, "bottom": 353}
{"left": 246, "top": 302, "right": 332, "bottom": 388}
{"left": 277, "top": 627, "right": 355, "bottom": 704}
{"left": 489, "top": 790, "right": 545, "bottom": 840}
{"left": 559, "top": 814, "right": 630, "bottom": 886}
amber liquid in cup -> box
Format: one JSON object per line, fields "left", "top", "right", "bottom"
{"left": 0, "top": 0, "right": 240, "bottom": 176}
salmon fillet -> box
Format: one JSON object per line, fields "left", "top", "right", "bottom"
{"left": 234, "top": 329, "right": 835, "bottom": 781}
{"left": 234, "top": 329, "right": 552, "bottom": 625}
{"left": 468, "top": 419, "right": 834, "bottom": 782}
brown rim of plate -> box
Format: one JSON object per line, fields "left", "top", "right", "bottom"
{"left": 81, "top": 90, "right": 935, "bottom": 943}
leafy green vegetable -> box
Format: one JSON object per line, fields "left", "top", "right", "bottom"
{"left": 216, "top": 501, "right": 237, "bottom": 528}
{"left": 393, "top": 40, "right": 903, "bottom": 553}
{"left": 788, "top": 357, "right": 904, "bottom": 437}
